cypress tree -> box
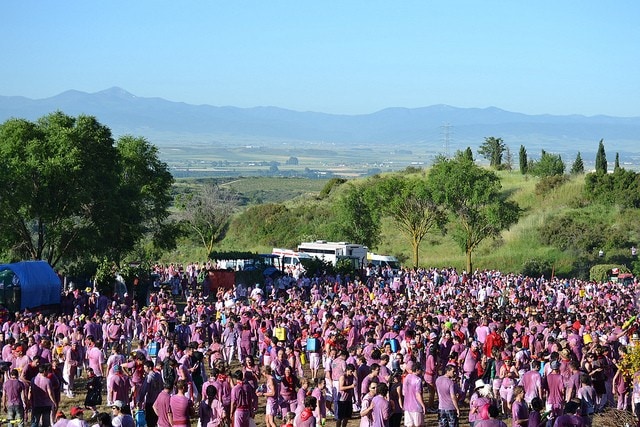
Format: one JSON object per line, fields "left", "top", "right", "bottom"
{"left": 570, "top": 152, "right": 584, "bottom": 175}
{"left": 614, "top": 152, "right": 620, "bottom": 172}
{"left": 595, "top": 139, "right": 607, "bottom": 174}
{"left": 519, "top": 145, "right": 528, "bottom": 174}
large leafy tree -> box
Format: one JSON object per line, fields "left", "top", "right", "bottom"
{"left": 375, "top": 176, "right": 446, "bottom": 267}
{"left": 529, "top": 150, "right": 565, "bottom": 177}
{"left": 0, "top": 112, "right": 174, "bottom": 267}
{"left": 330, "top": 184, "right": 380, "bottom": 249}
{"left": 176, "top": 184, "right": 240, "bottom": 255}
{"left": 428, "top": 158, "right": 520, "bottom": 272}
{"left": 478, "top": 136, "right": 506, "bottom": 168}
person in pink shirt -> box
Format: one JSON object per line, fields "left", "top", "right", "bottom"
{"left": 152, "top": 382, "right": 174, "bottom": 427}
{"left": 370, "top": 383, "right": 391, "bottom": 427}
{"left": 402, "top": 362, "right": 426, "bottom": 427}
{"left": 170, "top": 379, "right": 194, "bottom": 427}
{"left": 85, "top": 336, "right": 105, "bottom": 377}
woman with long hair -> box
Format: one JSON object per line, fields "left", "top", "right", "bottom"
{"left": 199, "top": 385, "right": 226, "bottom": 427}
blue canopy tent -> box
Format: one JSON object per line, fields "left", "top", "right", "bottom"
{"left": 0, "top": 261, "right": 61, "bottom": 310}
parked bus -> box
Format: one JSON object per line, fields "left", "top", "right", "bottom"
{"left": 296, "top": 240, "right": 368, "bottom": 268}
{"left": 366, "top": 252, "right": 401, "bottom": 273}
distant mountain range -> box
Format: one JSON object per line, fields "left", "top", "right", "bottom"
{"left": 1, "top": 87, "right": 639, "bottom": 158}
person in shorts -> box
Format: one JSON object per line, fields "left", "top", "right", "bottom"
{"left": 335, "top": 364, "right": 356, "bottom": 427}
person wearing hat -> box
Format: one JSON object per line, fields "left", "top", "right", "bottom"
{"left": 468, "top": 379, "right": 492, "bottom": 426}
{"left": 545, "top": 360, "right": 565, "bottom": 420}
{"left": 67, "top": 407, "right": 85, "bottom": 427}
{"left": 111, "top": 400, "right": 134, "bottom": 427}
{"left": 52, "top": 410, "right": 68, "bottom": 427}
{"left": 108, "top": 365, "right": 131, "bottom": 409}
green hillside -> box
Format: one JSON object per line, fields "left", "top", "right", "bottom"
{"left": 164, "top": 167, "right": 640, "bottom": 279}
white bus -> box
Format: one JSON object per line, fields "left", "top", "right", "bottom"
{"left": 297, "top": 240, "right": 368, "bottom": 267}
{"left": 366, "top": 252, "right": 401, "bottom": 273}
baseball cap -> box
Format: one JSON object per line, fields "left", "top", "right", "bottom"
{"left": 112, "top": 400, "right": 124, "bottom": 409}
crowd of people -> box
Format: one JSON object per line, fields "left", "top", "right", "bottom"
{"left": 1, "top": 262, "right": 639, "bottom": 427}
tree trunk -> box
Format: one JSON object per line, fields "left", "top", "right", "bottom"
{"left": 412, "top": 236, "right": 420, "bottom": 268}
{"left": 466, "top": 248, "right": 473, "bottom": 274}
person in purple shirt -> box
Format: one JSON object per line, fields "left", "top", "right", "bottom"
{"left": 370, "top": 383, "right": 391, "bottom": 427}
{"left": 402, "top": 363, "right": 426, "bottom": 427}
{"left": 152, "top": 382, "right": 174, "bottom": 427}
{"left": 3, "top": 369, "right": 27, "bottom": 427}
{"left": 29, "top": 364, "right": 57, "bottom": 427}
{"left": 435, "top": 365, "right": 461, "bottom": 427}
{"left": 230, "top": 370, "right": 257, "bottom": 427}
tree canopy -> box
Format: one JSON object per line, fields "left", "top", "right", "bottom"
{"left": 428, "top": 158, "right": 520, "bottom": 272}
{"left": 0, "top": 112, "right": 174, "bottom": 267}
{"left": 478, "top": 136, "right": 506, "bottom": 169}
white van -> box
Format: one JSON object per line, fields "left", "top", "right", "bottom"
{"left": 272, "top": 248, "right": 313, "bottom": 269}
{"left": 367, "top": 252, "right": 401, "bottom": 273}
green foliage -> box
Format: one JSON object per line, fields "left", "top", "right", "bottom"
{"left": 535, "top": 175, "right": 569, "bottom": 196}
{"left": 319, "top": 178, "right": 347, "bottom": 199}
{"left": 454, "top": 147, "right": 474, "bottom": 162}
{"left": 300, "top": 257, "right": 334, "bottom": 276}
{"left": 478, "top": 137, "right": 506, "bottom": 168}
{"left": 519, "top": 145, "right": 528, "bottom": 174}
{"left": 175, "top": 184, "right": 239, "bottom": 254}
{"left": 584, "top": 168, "right": 640, "bottom": 208}
{"left": 0, "top": 112, "right": 174, "bottom": 268}
{"left": 614, "top": 152, "right": 621, "bottom": 172}
{"left": 374, "top": 176, "right": 446, "bottom": 267}
{"left": 329, "top": 184, "right": 380, "bottom": 248}
{"left": 428, "top": 158, "right": 520, "bottom": 272}
{"left": 595, "top": 139, "right": 607, "bottom": 174}
{"left": 570, "top": 152, "right": 585, "bottom": 175}
{"left": 529, "top": 150, "right": 565, "bottom": 177}
{"left": 589, "top": 264, "right": 629, "bottom": 282}
{"left": 402, "top": 166, "right": 423, "bottom": 174}
{"left": 521, "top": 257, "right": 553, "bottom": 278}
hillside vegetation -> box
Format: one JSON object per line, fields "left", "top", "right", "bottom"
{"left": 164, "top": 166, "right": 640, "bottom": 279}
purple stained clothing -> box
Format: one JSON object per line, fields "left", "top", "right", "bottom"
{"left": 546, "top": 373, "right": 565, "bottom": 405}
{"left": 370, "top": 395, "right": 391, "bottom": 427}
{"left": 169, "top": 394, "right": 192, "bottom": 426}
{"left": 402, "top": 373, "right": 423, "bottom": 412}
{"left": 30, "top": 373, "right": 54, "bottom": 408}
{"left": 435, "top": 375, "right": 456, "bottom": 411}
{"left": 338, "top": 374, "right": 355, "bottom": 402}
{"left": 3, "top": 378, "right": 25, "bottom": 406}
{"left": 469, "top": 394, "right": 491, "bottom": 423}
{"left": 511, "top": 400, "right": 529, "bottom": 426}
{"left": 87, "top": 346, "right": 105, "bottom": 376}
{"left": 153, "top": 390, "right": 173, "bottom": 427}
{"left": 311, "top": 387, "right": 326, "bottom": 419}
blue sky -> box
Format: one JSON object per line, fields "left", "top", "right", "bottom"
{"left": 2, "top": 1, "right": 639, "bottom": 117}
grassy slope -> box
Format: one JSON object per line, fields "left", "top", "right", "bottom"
{"left": 164, "top": 172, "right": 588, "bottom": 275}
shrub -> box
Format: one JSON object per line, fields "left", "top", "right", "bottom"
{"left": 535, "top": 175, "right": 569, "bottom": 196}
{"left": 589, "top": 264, "right": 629, "bottom": 282}
{"left": 521, "top": 258, "right": 553, "bottom": 277}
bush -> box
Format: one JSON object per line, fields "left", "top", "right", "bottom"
{"left": 589, "top": 264, "right": 629, "bottom": 282}
{"left": 521, "top": 258, "right": 553, "bottom": 278}
{"left": 535, "top": 175, "right": 569, "bottom": 196}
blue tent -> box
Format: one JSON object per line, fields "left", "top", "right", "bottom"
{"left": 0, "top": 261, "right": 61, "bottom": 309}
